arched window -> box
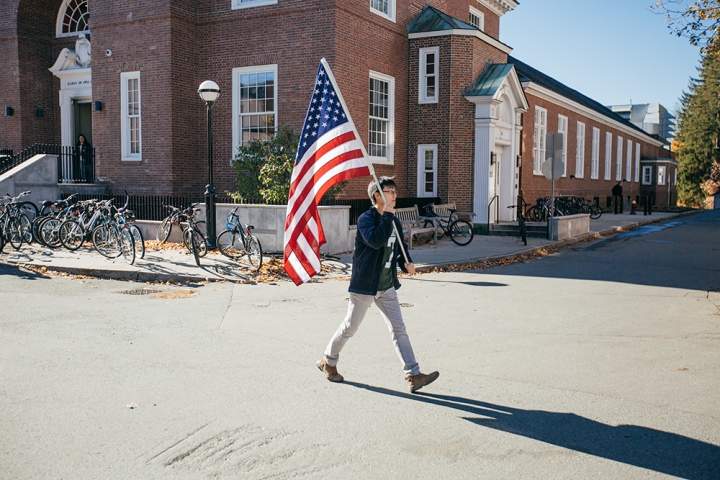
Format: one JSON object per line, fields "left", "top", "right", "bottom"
{"left": 56, "top": 0, "right": 89, "bottom": 38}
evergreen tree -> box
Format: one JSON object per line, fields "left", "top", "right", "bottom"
{"left": 675, "top": 52, "right": 720, "bottom": 205}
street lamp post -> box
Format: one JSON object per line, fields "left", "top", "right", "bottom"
{"left": 198, "top": 80, "right": 220, "bottom": 249}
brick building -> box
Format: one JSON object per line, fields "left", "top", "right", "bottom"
{"left": 0, "top": 0, "right": 674, "bottom": 224}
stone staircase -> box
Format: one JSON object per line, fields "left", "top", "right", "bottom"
{"left": 488, "top": 221, "right": 548, "bottom": 238}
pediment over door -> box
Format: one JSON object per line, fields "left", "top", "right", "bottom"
{"left": 464, "top": 63, "right": 528, "bottom": 119}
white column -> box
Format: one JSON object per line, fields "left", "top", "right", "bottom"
{"left": 474, "top": 117, "right": 494, "bottom": 224}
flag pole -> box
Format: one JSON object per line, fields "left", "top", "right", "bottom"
{"left": 320, "top": 58, "right": 411, "bottom": 265}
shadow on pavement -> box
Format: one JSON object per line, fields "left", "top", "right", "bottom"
{"left": 0, "top": 262, "right": 49, "bottom": 281}
{"left": 345, "top": 382, "right": 720, "bottom": 478}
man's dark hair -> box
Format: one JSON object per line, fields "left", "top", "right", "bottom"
{"left": 368, "top": 176, "right": 396, "bottom": 204}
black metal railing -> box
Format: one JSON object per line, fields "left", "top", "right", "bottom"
{"left": 0, "top": 144, "right": 95, "bottom": 183}
{"left": 57, "top": 193, "right": 442, "bottom": 224}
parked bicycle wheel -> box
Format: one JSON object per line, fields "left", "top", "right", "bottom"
{"left": 19, "top": 202, "right": 38, "bottom": 222}
{"left": 590, "top": 205, "right": 602, "bottom": 219}
{"left": 156, "top": 217, "right": 172, "bottom": 243}
{"left": 129, "top": 225, "right": 145, "bottom": 259}
{"left": 59, "top": 220, "right": 85, "bottom": 250}
{"left": 92, "top": 225, "right": 121, "bottom": 258}
{"left": 525, "top": 206, "right": 539, "bottom": 222}
{"left": 39, "top": 218, "right": 63, "bottom": 248}
{"left": 5, "top": 217, "right": 23, "bottom": 250}
{"left": 246, "top": 235, "right": 263, "bottom": 271}
{"left": 217, "top": 230, "right": 244, "bottom": 259}
{"left": 120, "top": 228, "right": 136, "bottom": 265}
{"left": 184, "top": 229, "right": 201, "bottom": 266}
{"left": 449, "top": 219, "right": 474, "bottom": 246}
{"left": 184, "top": 227, "right": 208, "bottom": 258}
{"left": 18, "top": 213, "right": 33, "bottom": 244}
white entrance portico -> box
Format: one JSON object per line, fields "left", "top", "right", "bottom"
{"left": 465, "top": 64, "right": 528, "bottom": 224}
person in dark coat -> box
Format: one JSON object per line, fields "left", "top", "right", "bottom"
{"left": 612, "top": 180, "right": 624, "bottom": 214}
{"left": 316, "top": 176, "right": 439, "bottom": 393}
{"left": 76, "top": 134, "right": 92, "bottom": 182}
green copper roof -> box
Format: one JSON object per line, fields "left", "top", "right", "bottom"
{"left": 407, "top": 5, "right": 478, "bottom": 34}
{"left": 464, "top": 63, "right": 515, "bottom": 97}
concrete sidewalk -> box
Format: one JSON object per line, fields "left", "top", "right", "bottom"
{"left": 0, "top": 210, "right": 696, "bottom": 283}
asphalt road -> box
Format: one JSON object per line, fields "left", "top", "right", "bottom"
{"left": 1, "top": 211, "right": 719, "bottom": 479}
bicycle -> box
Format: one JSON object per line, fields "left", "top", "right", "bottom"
{"left": 508, "top": 204, "right": 527, "bottom": 246}
{"left": 422, "top": 203, "right": 474, "bottom": 246}
{"left": 216, "top": 206, "right": 263, "bottom": 270}
{"left": 526, "top": 197, "right": 564, "bottom": 222}
{"left": 0, "top": 191, "right": 35, "bottom": 249}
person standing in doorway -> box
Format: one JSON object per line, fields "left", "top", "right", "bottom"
{"left": 317, "top": 177, "right": 439, "bottom": 393}
{"left": 76, "top": 134, "right": 92, "bottom": 183}
{"left": 612, "top": 180, "right": 624, "bottom": 214}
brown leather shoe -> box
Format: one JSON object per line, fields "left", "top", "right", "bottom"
{"left": 317, "top": 358, "right": 344, "bottom": 383}
{"left": 406, "top": 371, "right": 439, "bottom": 393}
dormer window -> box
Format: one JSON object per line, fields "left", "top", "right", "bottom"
{"left": 56, "top": 0, "right": 89, "bottom": 38}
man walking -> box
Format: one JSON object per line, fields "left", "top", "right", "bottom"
{"left": 612, "top": 180, "right": 624, "bottom": 214}
{"left": 317, "top": 177, "right": 439, "bottom": 393}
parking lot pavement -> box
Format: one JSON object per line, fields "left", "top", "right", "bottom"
{"left": 0, "top": 210, "right": 694, "bottom": 283}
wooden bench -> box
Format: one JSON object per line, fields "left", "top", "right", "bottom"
{"left": 432, "top": 202, "right": 476, "bottom": 224}
{"left": 393, "top": 205, "right": 437, "bottom": 249}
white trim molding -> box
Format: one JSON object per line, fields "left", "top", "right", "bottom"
{"left": 418, "top": 46, "right": 439, "bottom": 104}
{"left": 409, "top": 29, "right": 512, "bottom": 55}
{"left": 521, "top": 82, "right": 665, "bottom": 148}
{"left": 476, "top": 0, "right": 519, "bottom": 16}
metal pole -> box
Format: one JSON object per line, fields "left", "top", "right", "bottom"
{"left": 205, "top": 102, "right": 217, "bottom": 249}
{"left": 548, "top": 147, "right": 555, "bottom": 241}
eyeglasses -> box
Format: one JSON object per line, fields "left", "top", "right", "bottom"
{"left": 382, "top": 190, "right": 397, "bottom": 196}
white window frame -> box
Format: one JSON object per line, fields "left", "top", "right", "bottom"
{"left": 417, "top": 144, "right": 438, "bottom": 197}
{"left": 575, "top": 121, "right": 585, "bottom": 179}
{"left": 616, "top": 136, "right": 623, "bottom": 181}
{"left": 674, "top": 168, "right": 678, "bottom": 185}
{"left": 642, "top": 166, "right": 652, "bottom": 185}
{"left": 56, "top": 0, "right": 90, "bottom": 38}
{"left": 418, "top": 47, "right": 439, "bottom": 104}
{"left": 469, "top": 6, "right": 484, "bottom": 30}
{"left": 231, "top": 64, "right": 278, "bottom": 156}
{"left": 369, "top": 70, "right": 395, "bottom": 165}
{"left": 658, "top": 165, "right": 667, "bottom": 185}
{"left": 232, "top": 0, "right": 277, "bottom": 10}
{"left": 604, "top": 132, "right": 612, "bottom": 180}
{"left": 626, "top": 140, "right": 633, "bottom": 183}
{"left": 635, "top": 143, "right": 641, "bottom": 182}
{"left": 558, "top": 115, "right": 568, "bottom": 177}
{"left": 591, "top": 127, "right": 600, "bottom": 179}
{"left": 533, "top": 107, "right": 547, "bottom": 175}
{"left": 370, "top": 0, "right": 396, "bottom": 22}
{"left": 120, "top": 72, "right": 141, "bottom": 161}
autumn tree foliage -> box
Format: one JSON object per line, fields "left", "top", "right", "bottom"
{"left": 653, "top": 0, "right": 720, "bottom": 55}
{"left": 674, "top": 53, "right": 720, "bottom": 205}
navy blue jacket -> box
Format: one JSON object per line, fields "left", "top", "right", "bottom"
{"left": 349, "top": 207, "right": 412, "bottom": 295}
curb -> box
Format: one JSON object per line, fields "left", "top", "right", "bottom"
{"left": 413, "top": 209, "right": 700, "bottom": 273}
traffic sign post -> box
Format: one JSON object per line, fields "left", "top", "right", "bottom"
{"left": 542, "top": 133, "right": 564, "bottom": 240}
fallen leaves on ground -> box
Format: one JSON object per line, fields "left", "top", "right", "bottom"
{"left": 151, "top": 289, "right": 197, "bottom": 299}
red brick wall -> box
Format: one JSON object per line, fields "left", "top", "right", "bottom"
{"left": 520, "top": 95, "right": 673, "bottom": 207}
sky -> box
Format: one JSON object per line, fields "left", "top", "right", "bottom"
{"left": 502, "top": 0, "right": 701, "bottom": 117}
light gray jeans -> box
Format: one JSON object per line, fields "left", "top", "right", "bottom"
{"left": 323, "top": 288, "right": 420, "bottom": 376}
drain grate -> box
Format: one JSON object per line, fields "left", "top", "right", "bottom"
{"left": 120, "top": 288, "right": 163, "bottom": 295}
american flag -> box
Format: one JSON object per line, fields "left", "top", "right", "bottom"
{"left": 284, "top": 59, "right": 371, "bottom": 285}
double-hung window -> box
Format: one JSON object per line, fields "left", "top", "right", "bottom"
{"left": 604, "top": 132, "right": 612, "bottom": 180}
{"left": 469, "top": 6, "right": 484, "bottom": 30}
{"left": 558, "top": 115, "right": 568, "bottom": 176}
{"left": 232, "top": 0, "right": 277, "bottom": 9}
{"left": 232, "top": 65, "right": 277, "bottom": 152}
{"left": 634, "top": 143, "right": 641, "bottom": 182}
{"left": 658, "top": 166, "right": 667, "bottom": 185}
{"left": 575, "top": 121, "right": 585, "bottom": 178}
{"left": 642, "top": 166, "right": 652, "bottom": 185}
{"left": 626, "top": 140, "right": 633, "bottom": 183}
{"left": 370, "top": 0, "right": 395, "bottom": 22}
{"left": 591, "top": 127, "right": 600, "bottom": 179}
{"left": 121, "top": 72, "right": 141, "bottom": 161}
{"left": 419, "top": 47, "right": 439, "bottom": 104}
{"left": 369, "top": 71, "right": 395, "bottom": 164}
{"left": 533, "top": 107, "right": 547, "bottom": 174}
{"left": 417, "top": 144, "right": 437, "bottom": 197}
{"left": 616, "top": 136, "right": 623, "bottom": 181}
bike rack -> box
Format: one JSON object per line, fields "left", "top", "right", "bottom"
{"left": 487, "top": 195, "right": 499, "bottom": 232}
